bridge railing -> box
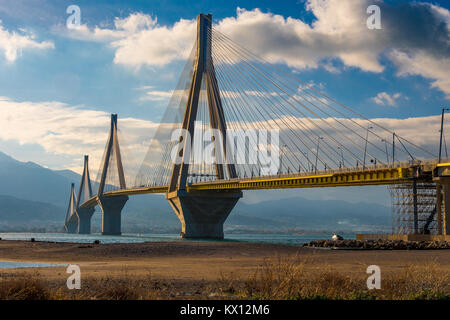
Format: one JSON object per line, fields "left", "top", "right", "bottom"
{"left": 97, "top": 157, "right": 446, "bottom": 193}
{"left": 189, "top": 158, "right": 443, "bottom": 186}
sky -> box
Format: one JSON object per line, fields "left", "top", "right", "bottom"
{"left": 0, "top": 0, "right": 449, "bottom": 179}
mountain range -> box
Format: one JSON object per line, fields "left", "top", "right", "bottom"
{"left": 0, "top": 150, "right": 392, "bottom": 233}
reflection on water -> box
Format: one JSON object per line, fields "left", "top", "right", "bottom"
{"left": 0, "top": 261, "right": 65, "bottom": 269}
{"left": 0, "top": 232, "right": 355, "bottom": 246}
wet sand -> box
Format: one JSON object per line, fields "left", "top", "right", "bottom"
{"left": 0, "top": 240, "right": 449, "bottom": 282}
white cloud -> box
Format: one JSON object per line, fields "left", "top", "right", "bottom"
{"left": 225, "top": 113, "right": 442, "bottom": 162}
{"left": 213, "top": 2, "right": 449, "bottom": 98}
{"left": 0, "top": 20, "right": 54, "bottom": 62}
{"left": 372, "top": 92, "right": 403, "bottom": 106}
{"left": 215, "top": 3, "right": 385, "bottom": 72}
{"left": 114, "top": 12, "right": 157, "bottom": 33}
{"left": 220, "top": 90, "right": 279, "bottom": 99}
{"left": 140, "top": 89, "right": 174, "bottom": 101}
{"left": 0, "top": 95, "right": 445, "bottom": 182}
{"left": 389, "top": 50, "right": 450, "bottom": 99}
{"left": 369, "top": 115, "right": 443, "bottom": 148}
{"left": 61, "top": 12, "right": 197, "bottom": 68}
{"left": 60, "top": 13, "right": 158, "bottom": 42}
{"left": 322, "top": 61, "right": 341, "bottom": 74}
{"left": 429, "top": 4, "right": 450, "bottom": 32}
{"left": 62, "top": 1, "right": 450, "bottom": 99}
{"left": 0, "top": 96, "right": 157, "bottom": 174}
{"left": 111, "top": 17, "right": 196, "bottom": 68}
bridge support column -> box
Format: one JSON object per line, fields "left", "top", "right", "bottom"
{"left": 77, "top": 207, "right": 95, "bottom": 234}
{"left": 436, "top": 183, "right": 443, "bottom": 235}
{"left": 442, "top": 181, "right": 450, "bottom": 235}
{"left": 65, "top": 218, "right": 78, "bottom": 234}
{"left": 435, "top": 177, "right": 450, "bottom": 235}
{"left": 167, "top": 190, "right": 242, "bottom": 239}
{"left": 98, "top": 196, "right": 128, "bottom": 235}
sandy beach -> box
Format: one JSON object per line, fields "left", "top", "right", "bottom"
{"left": 0, "top": 240, "right": 448, "bottom": 278}
{"left": 0, "top": 240, "right": 448, "bottom": 299}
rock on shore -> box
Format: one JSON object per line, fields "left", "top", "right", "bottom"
{"left": 304, "top": 239, "right": 450, "bottom": 250}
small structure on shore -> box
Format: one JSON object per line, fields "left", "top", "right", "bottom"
{"left": 332, "top": 233, "right": 344, "bottom": 241}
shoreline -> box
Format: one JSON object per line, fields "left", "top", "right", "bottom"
{"left": 1, "top": 236, "right": 450, "bottom": 250}
{"left": 0, "top": 239, "right": 449, "bottom": 265}
{"left": 0, "top": 232, "right": 328, "bottom": 245}
{"left": 0, "top": 240, "right": 448, "bottom": 299}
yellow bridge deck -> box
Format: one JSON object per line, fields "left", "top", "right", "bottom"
{"left": 79, "top": 164, "right": 430, "bottom": 209}
{"left": 188, "top": 166, "right": 414, "bottom": 191}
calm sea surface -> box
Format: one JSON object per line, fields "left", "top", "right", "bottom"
{"left": 0, "top": 261, "right": 65, "bottom": 269}
{"left": 0, "top": 232, "right": 355, "bottom": 246}
{"left": 0, "top": 232, "right": 356, "bottom": 269}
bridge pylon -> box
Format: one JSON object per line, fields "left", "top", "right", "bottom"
{"left": 97, "top": 114, "right": 128, "bottom": 235}
{"left": 166, "top": 13, "right": 242, "bottom": 239}
{"left": 76, "top": 155, "right": 95, "bottom": 234}
{"left": 64, "top": 183, "right": 78, "bottom": 234}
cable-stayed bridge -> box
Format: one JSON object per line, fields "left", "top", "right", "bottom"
{"left": 64, "top": 14, "right": 450, "bottom": 239}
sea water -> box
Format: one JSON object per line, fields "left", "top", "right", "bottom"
{"left": 0, "top": 261, "right": 65, "bottom": 269}
{"left": 0, "top": 232, "right": 355, "bottom": 245}
{"left": 0, "top": 232, "right": 355, "bottom": 269}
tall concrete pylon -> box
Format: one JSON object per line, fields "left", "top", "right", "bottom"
{"left": 96, "top": 114, "right": 128, "bottom": 235}
{"left": 64, "top": 183, "right": 78, "bottom": 233}
{"left": 76, "top": 155, "right": 95, "bottom": 234}
{"left": 167, "top": 14, "right": 242, "bottom": 239}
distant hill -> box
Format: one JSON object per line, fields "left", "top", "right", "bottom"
{"left": 117, "top": 193, "right": 392, "bottom": 233}
{"left": 0, "top": 151, "right": 80, "bottom": 206}
{"left": 0, "top": 150, "right": 392, "bottom": 233}
{"left": 228, "top": 197, "right": 392, "bottom": 232}
{"left": 54, "top": 169, "right": 83, "bottom": 184}
{"left": 0, "top": 194, "right": 64, "bottom": 231}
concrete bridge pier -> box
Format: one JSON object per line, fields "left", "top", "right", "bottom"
{"left": 433, "top": 175, "right": 450, "bottom": 236}
{"left": 77, "top": 207, "right": 95, "bottom": 234}
{"left": 65, "top": 217, "right": 78, "bottom": 234}
{"left": 98, "top": 196, "right": 128, "bottom": 235}
{"left": 166, "top": 190, "right": 242, "bottom": 239}
{"left": 437, "top": 178, "right": 450, "bottom": 235}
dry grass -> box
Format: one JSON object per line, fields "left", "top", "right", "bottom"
{"left": 230, "top": 256, "right": 450, "bottom": 300}
{"left": 0, "top": 257, "right": 448, "bottom": 300}
{"left": 0, "top": 271, "right": 50, "bottom": 300}
{"left": 381, "top": 262, "right": 449, "bottom": 300}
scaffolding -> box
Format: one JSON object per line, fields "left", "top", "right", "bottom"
{"left": 389, "top": 181, "right": 440, "bottom": 235}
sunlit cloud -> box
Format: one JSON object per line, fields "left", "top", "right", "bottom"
{"left": 371, "top": 92, "right": 404, "bottom": 107}
{"left": 58, "top": 1, "right": 450, "bottom": 99}
{"left": 0, "top": 20, "right": 54, "bottom": 62}
{"left": 0, "top": 96, "right": 157, "bottom": 174}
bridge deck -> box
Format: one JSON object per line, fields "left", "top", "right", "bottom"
{"left": 188, "top": 166, "right": 416, "bottom": 191}
{"left": 79, "top": 162, "right": 440, "bottom": 209}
